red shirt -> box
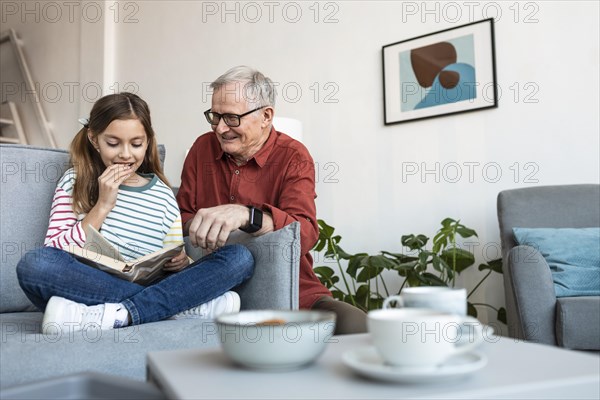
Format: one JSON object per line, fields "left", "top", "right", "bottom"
{"left": 177, "top": 127, "right": 332, "bottom": 309}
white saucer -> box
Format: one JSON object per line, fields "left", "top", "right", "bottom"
{"left": 342, "top": 347, "right": 487, "bottom": 384}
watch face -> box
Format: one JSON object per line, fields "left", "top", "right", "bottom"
{"left": 252, "top": 207, "right": 263, "bottom": 227}
{"left": 241, "top": 206, "right": 263, "bottom": 233}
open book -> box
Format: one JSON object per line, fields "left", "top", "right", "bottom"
{"left": 67, "top": 225, "right": 184, "bottom": 285}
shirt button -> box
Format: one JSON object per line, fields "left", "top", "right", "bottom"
{"left": 235, "top": 170, "right": 240, "bottom": 175}
{"left": 230, "top": 195, "right": 235, "bottom": 201}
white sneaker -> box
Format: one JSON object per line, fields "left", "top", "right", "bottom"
{"left": 42, "top": 296, "right": 127, "bottom": 335}
{"left": 170, "top": 291, "right": 240, "bottom": 320}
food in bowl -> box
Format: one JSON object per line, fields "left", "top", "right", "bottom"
{"left": 255, "top": 318, "right": 287, "bottom": 326}
{"left": 216, "top": 310, "right": 336, "bottom": 370}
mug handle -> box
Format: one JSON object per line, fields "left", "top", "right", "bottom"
{"left": 382, "top": 295, "right": 404, "bottom": 309}
{"left": 452, "top": 316, "right": 485, "bottom": 354}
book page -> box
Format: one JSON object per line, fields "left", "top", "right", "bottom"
{"left": 126, "top": 243, "right": 184, "bottom": 285}
{"left": 66, "top": 245, "right": 128, "bottom": 272}
{"left": 84, "top": 225, "right": 126, "bottom": 262}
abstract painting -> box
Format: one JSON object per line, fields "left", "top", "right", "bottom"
{"left": 383, "top": 19, "right": 497, "bottom": 125}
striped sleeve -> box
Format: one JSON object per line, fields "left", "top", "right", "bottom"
{"left": 44, "top": 186, "right": 86, "bottom": 249}
{"left": 163, "top": 217, "right": 183, "bottom": 246}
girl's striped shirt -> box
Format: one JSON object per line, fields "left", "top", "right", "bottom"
{"left": 45, "top": 168, "right": 182, "bottom": 261}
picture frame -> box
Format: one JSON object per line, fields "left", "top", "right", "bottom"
{"left": 382, "top": 18, "right": 497, "bottom": 125}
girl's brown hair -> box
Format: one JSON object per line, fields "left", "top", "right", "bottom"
{"left": 70, "top": 92, "right": 169, "bottom": 214}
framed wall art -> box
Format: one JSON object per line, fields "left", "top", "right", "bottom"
{"left": 382, "top": 18, "right": 497, "bottom": 125}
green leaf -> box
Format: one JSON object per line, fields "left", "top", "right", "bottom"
{"left": 367, "top": 297, "right": 384, "bottom": 311}
{"left": 432, "top": 233, "right": 448, "bottom": 253}
{"left": 382, "top": 251, "right": 417, "bottom": 263}
{"left": 355, "top": 284, "right": 383, "bottom": 311}
{"left": 441, "top": 218, "right": 456, "bottom": 228}
{"left": 324, "top": 240, "right": 339, "bottom": 259}
{"left": 432, "top": 230, "right": 446, "bottom": 243}
{"left": 479, "top": 258, "right": 503, "bottom": 274}
{"left": 456, "top": 226, "right": 477, "bottom": 238}
{"left": 317, "top": 219, "right": 335, "bottom": 238}
{"left": 440, "top": 248, "right": 475, "bottom": 273}
{"left": 355, "top": 255, "right": 392, "bottom": 282}
{"left": 497, "top": 307, "right": 507, "bottom": 324}
{"left": 335, "top": 244, "right": 353, "bottom": 260}
{"left": 331, "top": 290, "right": 345, "bottom": 301}
{"left": 357, "top": 265, "right": 383, "bottom": 282}
{"left": 401, "top": 234, "right": 429, "bottom": 250}
{"left": 355, "top": 284, "right": 370, "bottom": 299}
{"left": 314, "top": 266, "right": 340, "bottom": 289}
{"left": 437, "top": 257, "right": 450, "bottom": 272}
{"left": 345, "top": 285, "right": 371, "bottom": 311}
{"left": 368, "top": 255, "right": 397, "bottom": 270}
{"left": 347, "top": 254, "right": 368, "bottom": 279}
{"left": 313, "top": 266, "right": 334, "bottom": 279}
{"left": 313, "top": 238, "right": 326, "bottom": 252}
{"left": 416, "top": 272, "right": 447, "bottom": 286}
{"left": 431, "top": 255, "right": 442, "bottom": 272}
{"left": 394, "top": 260, "right": 419, "bottom": 269}
{"left": 418, "top": 251, "right": 430, "bottom": 266}
{"left": 404, "top": 270, "right": 421, "bottom": 287}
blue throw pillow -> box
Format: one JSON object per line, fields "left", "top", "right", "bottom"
{"left": 513, "top": 228, "right": 600, "bottom": 297}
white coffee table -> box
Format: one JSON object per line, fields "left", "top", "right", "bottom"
{"left": 147, "top": 333, "right": 599, "bottom": 399}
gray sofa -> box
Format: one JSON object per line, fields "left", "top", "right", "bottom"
{"left": 497, "top": 184, "right": 600, "bottom": 350}
{"left": 0, "top": 144, "right": 300, "bottom": 389}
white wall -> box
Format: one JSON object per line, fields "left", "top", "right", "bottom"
{"left": 3, "top": 1, "right": 599, "bottom": 327}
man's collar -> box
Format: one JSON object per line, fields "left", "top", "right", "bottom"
{"left": 251, "top": 126, "right": 277, "bottom": 167}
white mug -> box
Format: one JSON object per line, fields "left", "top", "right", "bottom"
{"left": 384, "top": 287, "right": 467, "bottom": 315}
{"left": 367, "top": 308, "right": 483, "bottom": 369}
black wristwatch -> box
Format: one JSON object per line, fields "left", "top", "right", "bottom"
{"left": 240, "top": 205, "right": 263, "bottom": 233}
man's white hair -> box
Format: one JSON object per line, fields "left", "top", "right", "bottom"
{"left": 210, "top": 66, "right": 277, "bottom": 108}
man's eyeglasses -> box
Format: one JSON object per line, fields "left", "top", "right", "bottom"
{"left": 204, "top": 106, "right": 266, "bottom": 127}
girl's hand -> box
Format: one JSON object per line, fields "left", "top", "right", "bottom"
{"left": 96, "top": 164, "right": 133, "bottom": 212}
{"left": 163, "top": 250, "right": 190, "bottom": 272}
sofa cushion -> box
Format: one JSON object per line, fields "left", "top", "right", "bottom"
{"left": 556, "top": 297, "right": 600, "bottom": 350}
{"left": 0, "top": 145, "right": 70, "bottom": 312}
{"left": 185, "top": 222, "right": 300, "bottom": 311}
{"left": 513, "top": 227, "right": 600, "bottom": 297}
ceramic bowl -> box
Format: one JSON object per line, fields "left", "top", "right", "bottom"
{"left": 215, "top": 310, "right": 336, "bottom": 370}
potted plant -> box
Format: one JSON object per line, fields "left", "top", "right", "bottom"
{"left": 313, "top": 218, "right": 506, "bottom": 323}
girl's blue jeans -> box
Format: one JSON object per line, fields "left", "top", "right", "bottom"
{"left": 16, "top": 245, "right": 254, "bottom": 325}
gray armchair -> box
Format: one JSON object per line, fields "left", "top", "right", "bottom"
{"left": 497, "top": 184, "right": 600, "bottom": 350}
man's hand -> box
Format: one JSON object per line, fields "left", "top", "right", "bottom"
{"left": 188, "top": 204, "right": 248, "bottom": 250}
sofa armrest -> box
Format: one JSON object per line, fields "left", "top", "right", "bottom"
{"left": 556, "top": 297, "right": 600, "bottom": 350}
{"left": 507, "top": 245, "right": 558, "bottom": 345}
{"left": 184, "top": 222, "right": 300, "bottom": 311}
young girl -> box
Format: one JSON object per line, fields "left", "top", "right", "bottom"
{"left": 17, "top": 92, "right": 254, "bottom": 333}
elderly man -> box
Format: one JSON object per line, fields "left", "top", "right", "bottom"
{"left": 176, "top": 66, "right": 366, "bottom": 334}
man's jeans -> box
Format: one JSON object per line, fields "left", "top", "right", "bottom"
{"left": 16, "top": 245, "right": 254, "bottom": 325}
